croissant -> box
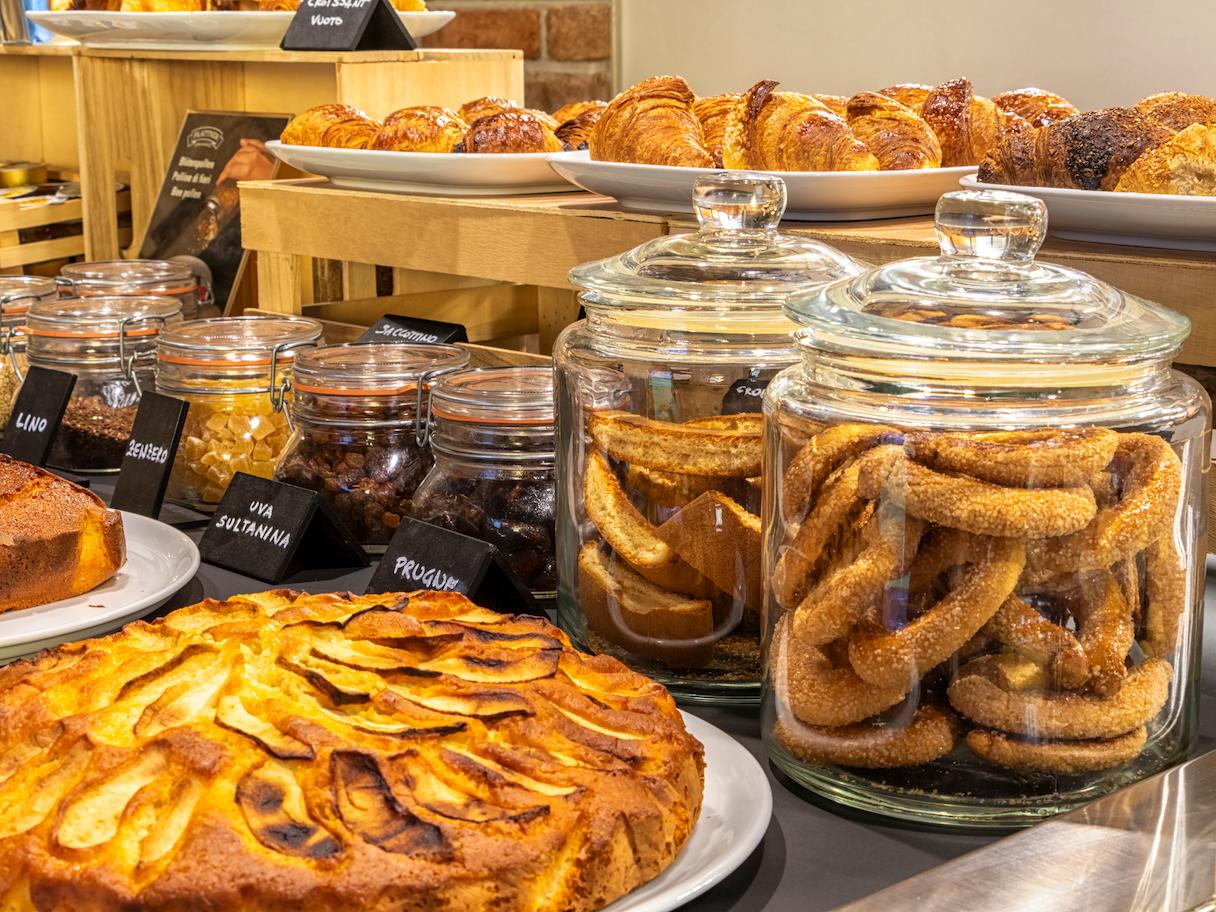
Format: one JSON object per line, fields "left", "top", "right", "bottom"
{"left": 845, "top": 91, "right": 942, "bottom": 170}
{"left": 459, "top": 111, "right": 565, "bottom": 154}
{"left": 877, "top": 83, "right": 933, "bottom": 114}
{"left": 369, "top": 106, "right": 467, "bottom": 153}
{"left": 281, "top": 104, "right": 382, "bottom": 149}
{"left": 993, "top": 88, "right": 1079, "bottom": 127}
{"left": 458, "top": 97, "right": 559, "bottom": 131}
{"left": 979, "top": 107, "right": 1173, "bottom": 191}
{"left": 921, "top": 78, "right": 1004, "bottom": 166}
{"left": 813, "top": 94, "right": 849, "bottom": 118}
{"left": 553, "top": 100, "right": 607, "bottom": 124}
{"left": 1135, "top": 92, "right": 1216, "bottom": 132}
{"left": 723, "top": 80, "right": 878, "bottom": 172}
{"left": 556, "top": 108, "right": 605, "bottom": 148}
{"left": 590, "top": 75, "right": 714, "bottom": 167}
{"left": 1114, "top": 123, "right": 1216, "bottom": 195}
{"left": 692, "top": 93, "right": 742, "bottom": 167}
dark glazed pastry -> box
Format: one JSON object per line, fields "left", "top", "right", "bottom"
{"left": 370, "top": 106, "right": 468, "bottom": 153}
{"left": 1135, "top": 92, "right": 1216, "bottom": 132}
{"left": 921, "top": 77, "right": 1002, "bottom": 166}
{"left": 460, "top": 111, "right": 565, "bottom": 154}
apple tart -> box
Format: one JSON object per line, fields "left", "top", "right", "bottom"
{"left": 0, "top": 589, "right": 704, "bottom": 912}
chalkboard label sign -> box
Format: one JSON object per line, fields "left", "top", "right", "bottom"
{"left": 281, "top": 0, "right": 417, "bottom": 52}
{"left": 721, "top": 374, "right": 770, "bottom": 415}
{"left": 0, "top": 366, "right": 76, "bottom": 466}
{"left": 200, "top": 473, "right": 368, "bottom": 583}
{"left": 356, "top": 314, "right": 469, "bottom": 346}
{"left": 366, "top": 516, "right": 540, "bottom": 616}
{"left": 110, "top": 392, "right": 190, "bottom": 517}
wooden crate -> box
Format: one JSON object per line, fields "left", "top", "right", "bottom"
{"left": 238, "top": 180, "right": 667, "bottom": 352}
{"left": 0, "top": 168, "right": 131, "bottom": 274}
{"left": 0, "top": 45, "right": 79, "bottom": 171}
{"left": 74, "top": 47, "right": 524, "bottom": 262}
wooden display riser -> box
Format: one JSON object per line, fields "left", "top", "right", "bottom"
{"left": 74, "top": 47, "right": 523, "bottom": 262}
{"left": 0, "top": 44, "right": 78, "bottom": 171}
{"left": 240, "top": 179, "right": 1216, "bottom": 367}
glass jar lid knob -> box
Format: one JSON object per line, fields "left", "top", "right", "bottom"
{"left": 934, "top": 189, "right": 1047, "bottom": 262}
{"left": 693, "top": 172, "right": 787, "bottom": 233}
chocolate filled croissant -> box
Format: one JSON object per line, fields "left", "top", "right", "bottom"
{"left": 459, "top": 97, "right": 560, "bottom": 131}
{"left": 877, "top": 83, "right": 933, "bottom": 114}
{"left": 460, "top": 111, "right": 565, "bottom": 154}
{"left": 370, "top": 106, "right": 467, "bottom": 153}
{"left": 921, "top": 78, "right": 1002, "bottom": 166}
{"left": 979, "top": 107, "right": 1173, "bottom": 191}
{"left": 693, "top": 93, "right": 742, "bottom": 167}
{"left": 556, "top": 107, "right": 607, "bottom": 149}
{"left": 590, "top": 75, "right": 714, "bottom": 167}
{"left": 281, "top": 104, "right": 382, "bottom": 148}
{"left": 846, "top": 91, "right": 942, "bottom": 170}
{"left": 993, "top": 88, "right": 1079, "bottom": 127}
{"left": 723, "top": 80, "right": 878, "bottom": 172}
{"left": 1135, "top": 92, "right": 1216, "bottom": 132}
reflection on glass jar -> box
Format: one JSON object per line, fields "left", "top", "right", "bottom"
{"left": 0, "top": 275, "right": 55, "bottom": 428}
{"left": 157, "top": 316, "right": 323, "bottom": 509}
{"left": 274, "top": 342, "right": 469, "bottom": 547}
{"left": 764, "top": 190, "right": 1210, "bottom": 827}
{"left": 412, "top": 365, "right": 558, "bottom": 592}
{"left": 554, "top": 173, "right": 863, "bottom": 704}
{"left": 25, "top": 294, "right": 182, "bottom": 472}
{"left": 58, "top": 258, "right": 218, "bottom": 321}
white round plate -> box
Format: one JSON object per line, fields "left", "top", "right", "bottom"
{"left": 268, "top": 140, "right": 583, "bottom": 196}
{"left": 27, "top": 9, "right": 453, "bottom": 50}
{"left": 603, "top": 711, "right": 771, "bottom": 912}
{"left": 545, "top": 150, "right": 974, "bottom": 221}
{"left": 960, "top": 173, "right": 1216, "bottom": 252}
{"left": 0, "top": 512, "right": 199, "bottom": 662}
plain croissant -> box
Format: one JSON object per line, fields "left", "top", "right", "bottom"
{"left": 590, "top": 76, "right": 714, "bottom": 168}
{"left": 723, "top": 80, "right": 878, "bottom": 172}
{"left": 845, "top": 91, "right": 942, "bottom": 170}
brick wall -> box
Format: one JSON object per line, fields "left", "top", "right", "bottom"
{"left": 420, "top": 0, "right": 616, "bottom": 112}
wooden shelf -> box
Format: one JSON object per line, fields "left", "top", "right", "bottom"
{"left": 77, "top": 47, "right": 518, "bottom": 64}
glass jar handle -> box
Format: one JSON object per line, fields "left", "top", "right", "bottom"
{"left": 54, "top": 276, "right": 75, "bottom": 297}
{"left": 693, "top": 172, "right": 787, "bottom": 233}
{"left": 118, "top": 313, "right": 167, "bottom": 397}
{"left": 934, "top": 189, "right": 1047, "bottom": 261}
{"left": 268, "top": 339, "right": 319, "bottom": 432}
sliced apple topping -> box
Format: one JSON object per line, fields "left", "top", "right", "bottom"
{"left": 116, "top": 644, "right": 220, "bottom": 703}
{"left": 0, "top": 722, "right": 63, "bottom": 787}
{"left": 388, "top": 686, "right": 532, "bottom": 721}
{"left": 0, "top": 738, "right": 91, "bottom": 841}
{"left": 312, "top": 702, "right": 466, "bottom": 741}
{"left": 236, "top": 760, "right": 342, "bottom": 859}
{"left": 55, "top": 747, "right": 167, "bottom": 851}
{"left": 214, "top": 695, "right": 315, "bottom": 761}
{"left": 133, "top": 661, "right": 231, "bottom": 738}
{"left": 276, "top": 654, "right": 376, "bottom": 706}
{"left": 551, "top": 706, "right": 646, "bottom": 742}
{"left": 416, "top": 650, "right": 560, "bottom": 684}
{"left": 331, "top": 751, "right": 451, "bottom": 858}
{"left": 308, "top": 633, "right": 429, "bottom": 674}
{"left": 137, "top": 777, "right": 204, "bottom": 867}
{"left": 395, "top": 749, "right": 552, "bottom": 825}
{"left": 442, "top": 747, "right": 578, "bottom": 798}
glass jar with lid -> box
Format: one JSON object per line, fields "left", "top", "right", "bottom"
{"left": 25, "top": 295, "right": 183, "bottom": 472}
{"left": 554, "top": 172, "right": 863, "bottom": 704}
{"left": 412, "top": 365, "right": 558, "bottom": 593}
{"left": 158, "top": 315, "right": 323, "bottom": 509}
{"left": 763, "top": 190, "right": 1209, "bottom": 827}
{"left": 58, "top": 259, "right": 217, "bottom": 321}
{"left": 274, "top": 342, "right": 469, "bottom": 547}
{"left": 0, "top": 275, "right": 56, "bottom": 428}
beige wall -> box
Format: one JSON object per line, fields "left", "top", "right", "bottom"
{"left": 618, "top": 0, "right": 1216, "bottom": 109}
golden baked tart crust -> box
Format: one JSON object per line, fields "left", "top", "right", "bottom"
{"left": 0, "top": 590, "right": 704, "bottom": 912}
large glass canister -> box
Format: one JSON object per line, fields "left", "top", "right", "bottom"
{"left": 157, "top": 316, "right": 323, "bottom": 509}
{"left": 274, "top": 343, "right": 469, "bottom": 547}
{"left": 763, "top": 190, "right": 1209, "bottom": 827}
{"left": 58, "top": 259, "right": 218, "bottom": 321}
{"left": 26, "top": 295, "right": 183, "bottom": 472}
{"left": 554, "top": 172, "right": 863, "bottom": 704}
{"left": 0, "top": 275, "right": 56, "bottom": 427}
{"left": 413, "top": 366, "right": 559, "bottom": 593}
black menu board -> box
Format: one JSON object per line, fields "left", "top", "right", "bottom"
{"left": 281, "top": 0, "right": 417, "bottom": 52}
